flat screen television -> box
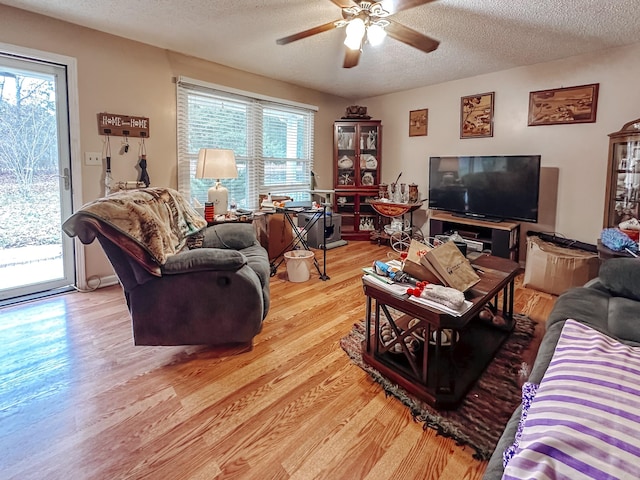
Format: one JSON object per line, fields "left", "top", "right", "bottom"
{"left": 428, "top": 155, "right": 541, "bottom": 223}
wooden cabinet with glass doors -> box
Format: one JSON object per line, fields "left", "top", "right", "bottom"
{"left": 603, "top": 118, "right": 640, "bottom": 228}
{"left": 334, "top": 120, "right": 382, "bottom": 240}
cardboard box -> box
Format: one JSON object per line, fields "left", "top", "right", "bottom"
{"left": 523, "top": 236, "right": 599, "bottom": 295}
{"left": 265, "top": 213, "right": 294, "bottom": 260}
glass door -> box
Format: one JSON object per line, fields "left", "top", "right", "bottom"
{"left": 610, "top": 140, "right": 640, "bottom": 226}
{"left": 0, "top": 53, "right": 75, "bottom": 303}
{"left": 604, "top": 118, "right": 640, "bottom": 229}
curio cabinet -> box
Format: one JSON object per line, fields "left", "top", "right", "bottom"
{"left": 333, "top": 120, "right": 382, "bottom": 240}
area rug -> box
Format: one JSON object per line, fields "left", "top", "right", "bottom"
{"left": 339, "top": 314, "right": 536, "bottom": 461}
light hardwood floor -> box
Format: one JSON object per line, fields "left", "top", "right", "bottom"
{"left": 0, "top": 241, "right": 556, "bottom": 480}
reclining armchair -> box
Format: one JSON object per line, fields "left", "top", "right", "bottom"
{"left": 63, "top": 187, "right": 270, "bottom": 347}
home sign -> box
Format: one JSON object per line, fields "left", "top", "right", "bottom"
{"left": 97, "top": 112, "right": 150, "bottom": 138}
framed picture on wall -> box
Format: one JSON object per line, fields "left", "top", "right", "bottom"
{"left": 460, "top": 92, "right": 494, "bottom": 138}
{"left": 409, "top": 109, "right": 428, "bottom": 136}
{"left": 528, "top": 83, "right": 599, "bottom": 126}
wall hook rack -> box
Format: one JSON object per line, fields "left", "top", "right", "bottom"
{"left": 97, "top": 112, "right": 150, "bottom": 138}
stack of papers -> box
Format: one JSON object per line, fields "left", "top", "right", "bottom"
{"left": 362, "top": 271, "right": 409, "bottom": 297}
{"left": 407, "top": 295, "right": 473, "bottom": 317}
{"left": 362, "top": 263, "right": 473, "bottom": 317}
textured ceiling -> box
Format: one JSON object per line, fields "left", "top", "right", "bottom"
{"left": 3, "top": 0, "right": 640, "bottom": 99}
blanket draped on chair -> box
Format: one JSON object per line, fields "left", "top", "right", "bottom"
{"left": 62, "top": 187, "right": 207, "bottom": 275}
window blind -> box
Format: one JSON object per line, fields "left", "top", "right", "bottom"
{"left": 176, "top": 77, "right": 315, "bottom": 210}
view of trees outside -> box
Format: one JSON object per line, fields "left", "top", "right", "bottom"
{"left": 0, "top": 71, "right": 61, "bottom": 251}
{"left": 263, "top": 107, "right": 309, "bottom": 191}
{"left": 188, "top": 97, "right": 311, "bottom": 208}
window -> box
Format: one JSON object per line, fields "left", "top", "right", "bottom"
{"left": 176, "top": 77, "right": 316, "bottom": 210}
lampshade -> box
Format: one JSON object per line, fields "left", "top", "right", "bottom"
{"left": 196, "top": 148, "right": 237, "bottom": 180}
{"left": 195, "top": 148, "right": 238, "bottom": 215}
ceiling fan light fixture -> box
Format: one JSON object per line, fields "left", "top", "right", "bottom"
{"left": 344, "top": 17, "right": 366, "bottom": 50}
{"left": 367, "top": 23, "right": 387, "bottom": 46}
{"left": 276, "top": 0, "right": 440, "bottom": 69}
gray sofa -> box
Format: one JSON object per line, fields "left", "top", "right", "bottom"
{"left": 63, "top": 187, "right": 270, "bottom": 347}
{"left": 483, "top": 257, "right": 640, "bottom": 479}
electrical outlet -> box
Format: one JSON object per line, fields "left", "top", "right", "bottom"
{"left": 84, "top": 152, "right": 102, "bottom": 166}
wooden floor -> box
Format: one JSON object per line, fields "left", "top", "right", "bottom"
{"left": 0, "top": 241, "right": 556, "bottom": 480}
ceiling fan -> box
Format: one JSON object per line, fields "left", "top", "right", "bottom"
{"left": 276, "top": 0, "right": 440, "bottom": 68}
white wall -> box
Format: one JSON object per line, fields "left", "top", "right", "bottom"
{"left": 0, "top": 5, "right": 348, "bottom": 280}
{"left": 361, "top": 42, "right": 640, "bottom": 248}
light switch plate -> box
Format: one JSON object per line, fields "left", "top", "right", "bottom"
{"left": 84, "top": 152, "right": 102, "bottom": 166}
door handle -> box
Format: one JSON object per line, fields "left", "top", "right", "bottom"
{"left": 54, "top": 168, "right": 70, "bottom": 190}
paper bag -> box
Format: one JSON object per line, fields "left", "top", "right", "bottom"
{"left": 402, "top": 240, "right": 443, "bottom": 284}
{"left": 421, "top": 241, "right": 480, "bottom": 292}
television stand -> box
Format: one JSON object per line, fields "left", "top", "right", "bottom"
{"left": 429, "top": 211, "right": 520, "bottom": 261}
{"left": 451, "top": 213, "right": 503, "bottom": 223}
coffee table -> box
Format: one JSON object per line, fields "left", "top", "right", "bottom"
{"left": 361, "top": 254, "right": 520, "bottom": 409}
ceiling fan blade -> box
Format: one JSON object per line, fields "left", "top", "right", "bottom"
{"left": 276, "top": 21, "right": 340, "bottom": 45}
{"left": 343, "top": 48, "right": 361, "bottom": 68}
{"left": 385, "top": 20, "right": 440, "bottom": 53}
{"left": 378, "top": 0, "right": 438, "bottom": 15}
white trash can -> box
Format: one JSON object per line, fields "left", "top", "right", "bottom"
{"left": 283, "top": 250, "right": 314, "bottom": 282}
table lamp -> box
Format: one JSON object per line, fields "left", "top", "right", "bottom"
{"left": 195, "top": 148, "right": 237, "bottom": 215}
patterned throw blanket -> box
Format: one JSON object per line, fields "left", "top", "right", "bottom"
{"left": 62, "top": 187, "right": 207, "bottom": 275}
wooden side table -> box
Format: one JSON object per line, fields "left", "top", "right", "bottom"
{"left": 207, "top": 214, "right": 254, "bottom": 226}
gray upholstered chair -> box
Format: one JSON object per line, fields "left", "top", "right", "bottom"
{"left": 63, "top": 187, "right": 270, "bottom": 347}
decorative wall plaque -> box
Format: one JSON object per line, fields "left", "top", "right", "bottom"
{"left": 97, "top": 112, "right": 150, "bottom": 137}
